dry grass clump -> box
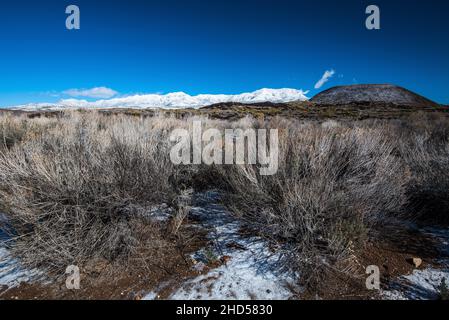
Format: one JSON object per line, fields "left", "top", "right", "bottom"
{"left": 0, "top": 112, "right": 193, "bottom": 274}
{"left": 216, "top": 119, "right": 408, "bottom": 285}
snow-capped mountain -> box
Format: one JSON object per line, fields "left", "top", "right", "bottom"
{"left": 6, "top": 88, "right": 309, "bottom": 110}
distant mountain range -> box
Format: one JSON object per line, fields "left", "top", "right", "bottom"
{"left": 3, "top": 85, "right": 444, "bottom": 111}
{"left": 4, "top": 88, "right": 309, "bottom": 111}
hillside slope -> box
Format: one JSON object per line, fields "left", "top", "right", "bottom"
{"left": 311, "top": 84, "right": 440, "bottom": 107}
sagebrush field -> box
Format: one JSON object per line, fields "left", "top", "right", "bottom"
{"left": 0, "top": 110, "right": 448, "bottom": 299}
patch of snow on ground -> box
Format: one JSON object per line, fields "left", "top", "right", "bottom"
{"left": 0, "top": 248, "right": 42, "bottom": 288}
{"left": 145, "top": 191, "right": 298, "bottom": 300}
{"left": 144, "top": 204, "right": 172, "bottom": 222}
{"left": 0, "top": 214, "right": 42, "bottom": 289}
{"left": 383, "top": 267, "right": 449, "bottom": 300}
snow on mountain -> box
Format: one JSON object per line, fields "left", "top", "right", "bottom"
{"left": 6, "top": 88, "right": 309, "bottom": 111}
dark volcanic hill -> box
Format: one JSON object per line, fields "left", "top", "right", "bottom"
{"left": 311, "top": 84, "right": 440, "bottom": 107}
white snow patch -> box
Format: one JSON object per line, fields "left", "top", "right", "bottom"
{"left": 0, "top": 214, "right": 43, "bottom": 289}
{"left": 144, "top": 191, "right": 298, "bottom": 300}
{"left": 0, "top": 248, "right": 42, "bottom": 289}
{"left": 383, "top": 267, "right": 449, "bottom": 300}
{"left": 143, "top": 204, "right": 173, "bottom": 222}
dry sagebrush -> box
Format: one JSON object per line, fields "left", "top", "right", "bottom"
{"left": 0, "top": 111, "right": 448, "bottom": 289}
{"left": 0, "top": 112, "right": 192, "bottom": 273}
{"left": 216, "top": 119, "right": 408, "bottom": 285}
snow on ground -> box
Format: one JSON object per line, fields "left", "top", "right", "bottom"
{"left": 382, "top": 225, "right": 449, "bottom": 300}
{"left": 0, "top": 215, "right": 42, "bottom": 289}
{"left": 138, "top": 203, "right": 172, "bottom": 222}
{"left": 383, "top": 268, "right": 449, "bottom": 300}
{"left": 144, "top": 191, "right": 298, "bottom": 300}
{"left": 0, "top": 248, "right": 42, "bottom": 289}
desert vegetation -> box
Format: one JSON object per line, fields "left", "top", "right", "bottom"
{"left": 0, "top": 110, "right": 448, "bottom": 297}
{"left": 216, "top": 119, "right": 407, "bottom": 287}
{"left": 0, "top": 112, "right": 203, "bottom": 287}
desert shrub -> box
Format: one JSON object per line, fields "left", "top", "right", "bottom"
{"left": 0, "top": 115, "right": 31, "bottom": 149}
{"left": 216, "top": 120, "right": 407, "bottom": 286}
{"left": 0, "top": 114, "right": 60, "bottom": 149}
{"left": 0, "top": 112, "right": 190, "bottom": 273}
{"left": 398, "top": 116, "right": 449, "bottom": 224}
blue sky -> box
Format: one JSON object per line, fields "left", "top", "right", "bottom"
{"left": 1, "top": 0, "right": 449, "bottom": 106}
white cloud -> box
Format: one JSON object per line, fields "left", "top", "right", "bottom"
{"left": 63, "top": 87, "right": 118, "bottom": 99}
{"left": 314, "top": 70, "right": 335, "bottom": 89}
{"left": 8, "top": 88, "right": 309, "bottom": 110}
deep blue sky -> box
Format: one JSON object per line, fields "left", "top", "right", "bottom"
{"left": 1, "top": 0, "right": 448, "bottom": 106}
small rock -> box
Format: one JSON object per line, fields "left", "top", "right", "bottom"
{"left": 220, "top": 255, "right": 232, "bottom": 264}
{"left": 407, "top": 257, "right": 422, "bottom": 268}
